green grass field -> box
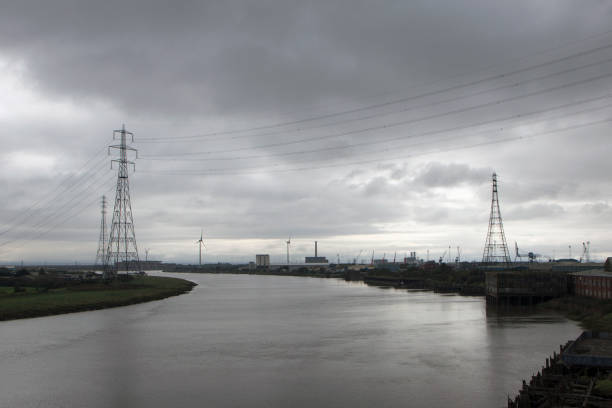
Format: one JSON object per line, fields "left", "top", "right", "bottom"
{"left": 0, "top": 276, "right": 196, "bottom": 321}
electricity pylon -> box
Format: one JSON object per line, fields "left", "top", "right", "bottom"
{"left": 104, "top": 125, "right": 141, "bottom": 279}
{"left": 94, "top": 195, "right": 107, "bottom": 270}
{"left": 482, "top": 172, "right": 511, "bottom": 264}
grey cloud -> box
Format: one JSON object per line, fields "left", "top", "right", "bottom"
{"left": 412, "top": 162, "right": 491, "bottom": 187}
{"left": 501, "top": 181, "right": 566, "bottom": 204}
{"left": 582, "top": 201, "right": 612, "bottom": 215}
{"left": 2, "top": 1, "right": 612, "bottom": 262}
{"left": 1, "top": 1, "right": 611, "bottom": 118}
{"left": 506, "top": 203, "right": 565, "bottom": 220}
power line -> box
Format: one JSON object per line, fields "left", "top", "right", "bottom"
{"left": 141, "top": 94, "right": 612, "bottom": 163}
{"left": 142, "top": 69, "right": 612, "bottom": 157}
{"left": 0, "top": 181, "right": 117, "bottom": 256}
{"left": 0, "top": 148, "right": 108, "bottom": 237}
{"left": 0, "top": 167, "right": 115, "bottom": 250}
{"left": 141, "top": 51, "right": 612, "bottom": 146}
{"left": 140, "top": 117, "right": 611, "bottom": 176}
{"left": 139, "top": 40, "right": 612, "bottom": 143}
{"left": 28, "top": 166, "right": 113, "bottom": 231}
{"left": 114, "top": 26, "right": 612, "bottom": 136}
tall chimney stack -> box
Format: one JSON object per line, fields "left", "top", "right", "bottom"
{"left": 315, "top": 241, "right": 318, "bottom": 257}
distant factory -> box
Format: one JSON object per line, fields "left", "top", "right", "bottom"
{"left": 255, "top": 254, "right": 270, "bottom": 266}
{"left": 305, "top": 241, "right": 328, "bottom": 264}
{"left": 404, "top": 252, "right": 418, "bottom": 265}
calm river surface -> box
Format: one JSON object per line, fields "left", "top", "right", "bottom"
{"left": 0, "top": 273, "right": 580, "bottom": 407}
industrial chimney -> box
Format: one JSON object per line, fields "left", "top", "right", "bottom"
{"left": 315, "top": 241, "right": 318, "bottom": 257}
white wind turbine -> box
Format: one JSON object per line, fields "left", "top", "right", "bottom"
{"left": 196, "top": 229, "right": 205, "bottom": 267}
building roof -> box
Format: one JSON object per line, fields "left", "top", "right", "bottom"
{"left": 569, "top": 269, "right": 612, "bottom": 278}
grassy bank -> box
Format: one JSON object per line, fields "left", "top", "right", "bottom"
{"left": 0, "top": 276, "right": 196, "bottom": 321}
{"left": 540, "top": 295, "right": 612, "bottom": 332}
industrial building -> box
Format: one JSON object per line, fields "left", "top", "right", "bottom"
{"left": 305, "top": 241, "right": 328, "bottom": 264}
{"left": 485, "top": 269, "right": 567, "bottom": 305}
{"left": 569, "top": 270, "right": 612, "bottom": 299}
{"left": 255, "top": 254, "right": 270, "bottom": 267}
{"left": 404, "top": 251, "right": 418, "bottom": 265}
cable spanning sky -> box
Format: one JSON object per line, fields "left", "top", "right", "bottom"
{"left": 1, "top": 0, "right": 611, "bottom": 264}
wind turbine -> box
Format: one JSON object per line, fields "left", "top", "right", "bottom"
{"left": 196, "top": 229, "right": 205, "bottom": 267}
{"left": 286, "top": 237, "right": 291, "bottom": 264}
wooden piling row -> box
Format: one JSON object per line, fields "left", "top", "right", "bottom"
{"left": 507, "top": 342, "right": 612, "bottom": 407}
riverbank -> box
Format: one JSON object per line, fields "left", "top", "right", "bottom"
{"left": 360, "top": 265, "right": 485, "bottom": 295}
{"left": 165, "top": 264, "right": 486, "bottom": 296}
{"left": 0, "top": 275, "right": 196, "bottom": 321}
{"left": 539, "top": 295, "right": 612, "bottom": 332}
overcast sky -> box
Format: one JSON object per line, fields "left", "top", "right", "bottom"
{"left": 1, "top": 0, "right": 611, "bottom": 264}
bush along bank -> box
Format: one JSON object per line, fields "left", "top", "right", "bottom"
{"left": 360, "top": 262, "right": 485, "bottom": 296}
{"left": 540, "top": 295, "right": 612, "bottom": 332}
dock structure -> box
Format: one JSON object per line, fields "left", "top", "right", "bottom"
{"left": 485, "top": 269, "right": 567, "bottom": 306}
{"left": 509, "top": 332, "right": 612, "bottom": 407}
{"left": 569, "top": 270, "right": 612, "bottom": 300}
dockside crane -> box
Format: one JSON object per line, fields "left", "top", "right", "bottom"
{"left": 439, "top": 249, "right": 447, "bottom": 264}
{"left": 354, "top": 249, "right": 363, "bottom": 264}
{"left": 515, "top": 242, "right": 526, "bottom": 262}
{"left": 580, "top": 241, "right": 591, "bottom": 263}
{"left": 515, "top": 242, "right": 543, "bottom": 263}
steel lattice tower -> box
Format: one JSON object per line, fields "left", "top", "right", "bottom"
{"left": 482, "top": 172, "right": 511, "bottom": 264}
{"left": 94, "top": 195, "right": 107, "bottom": 269}
{"left": 104, "top": 126, "right": 141, "bottom": 279}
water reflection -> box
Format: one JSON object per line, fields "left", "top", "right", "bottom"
{"left": 0, "top": 273, "right": 580, "bottom": 408}
{"left": 485, "top": 302, "right": 569, "bottom": 325}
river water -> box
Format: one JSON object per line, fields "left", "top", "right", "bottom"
{"left": 0, "top": 273, "right": 580, "bottom": 408}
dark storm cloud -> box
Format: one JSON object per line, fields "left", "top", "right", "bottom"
{"left": 1, "top": 0, "right": 611, "bottom": 119}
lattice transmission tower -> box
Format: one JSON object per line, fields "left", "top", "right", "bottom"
{"left": 104, "top": 125, "right": 141, "bottom": 279}
{"left": 482, "top": 172, "right": 511, "bottom": 264}
{"left": 94, "top": 195, "right": 107, "bottom": 269}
